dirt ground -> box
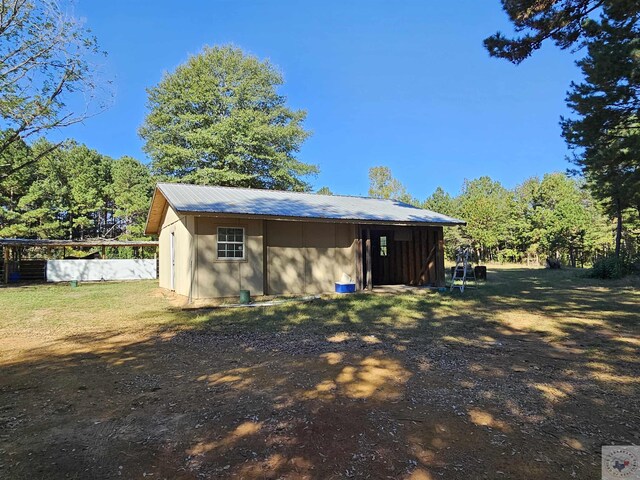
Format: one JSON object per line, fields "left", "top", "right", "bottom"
{"left": 1, "top": 268, "right": 639, "bottom": 479}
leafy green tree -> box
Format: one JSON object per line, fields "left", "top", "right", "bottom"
{"left": 316, "top": 186, "right": 333, "bottom": 195}
{"left": 531, "top": 173, "right": 611, "bottom": 266}
{"left": 534, "top": 174, "right": 589, "bottom": 265}
{"left": 423, "top": 174, "right": 612, "bottom": 265}
{"left": 0, "top": 0, "right": 108, "bottom": 179}
{"left": 458, "top": 176, "right": 512, "bottom": 261}
{"left": 112, "top": 156, "right": 154, "bottom": 238}
{"left": 367, "top": 166, "right": 417, "bottom": 204}
{"left": 139, "top": 45, "right": 316, "bottom": 190}
{"left": 582, "top": 201, "right": 614, "bottom": 261}
{"left": 507, "top": 177, "right": 542, "bottom": 264}
{"left": 422, "top": 187, "right": 455, "bottom": 215}
{"left": 423, "top": 186, "right": 463, "bottom": 258}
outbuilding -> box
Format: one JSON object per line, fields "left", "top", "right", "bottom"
{"left": 1, "top": 238, "right": 158, "bottom": 284}
{"left": 144, "top": 183, "right": 465, "bottom": 299}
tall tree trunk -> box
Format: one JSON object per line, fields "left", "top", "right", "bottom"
{"left": 615, "top": 197, "right": 623, "bottom": 257}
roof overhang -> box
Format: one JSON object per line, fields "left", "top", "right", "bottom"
{"left": 173, "top": 210, "right": 466, "bottom": 227}
{"left": 144, "top": 187, "right": 170, "bottom": 235}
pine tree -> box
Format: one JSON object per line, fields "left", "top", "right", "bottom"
{"left": 112, "top": 156, "right": 154, "bottom": 238}
{"left": 561, "top": 14, "right": 640, "bottom": 255}
{"left": 485, "top": 0, "right": 636, "bottom": 63}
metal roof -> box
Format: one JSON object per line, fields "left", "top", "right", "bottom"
{"left": 148, "top": 183, "right": 465, "bottom": 231}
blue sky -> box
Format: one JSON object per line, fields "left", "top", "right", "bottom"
{"left": 60, "top": 0, "right": 580, "bottom": 198}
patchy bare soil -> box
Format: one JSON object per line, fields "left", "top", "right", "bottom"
{"left": 0, "top": 268, "right": 639, "bottom": 479}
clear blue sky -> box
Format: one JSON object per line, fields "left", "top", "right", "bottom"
{"left": 60, "top": 0, "right": 580, "bottom": 198}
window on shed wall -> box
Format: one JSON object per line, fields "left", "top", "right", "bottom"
{"left": 380, "top": 235, "right": 388, "bottom": 257}
{"left": 217, "top": 227, "right": 245, "bottom": 259}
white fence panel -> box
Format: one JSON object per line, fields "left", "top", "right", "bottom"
{"left": 47, "top": 259, "right": 157, "bottom": 282}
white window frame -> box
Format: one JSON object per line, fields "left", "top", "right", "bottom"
{"left": 380, "top": 235, "right": 388, "bottom": 257}
{"left": 217, "top": 227, "right": 246, "bottom": 260}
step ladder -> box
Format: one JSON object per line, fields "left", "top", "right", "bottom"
{"left": 450, "top": 246, "right": 476, "bottom": 293}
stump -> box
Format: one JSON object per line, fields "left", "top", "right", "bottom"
{"left": 546, "top": 258, "right": 562, "bottom": 269}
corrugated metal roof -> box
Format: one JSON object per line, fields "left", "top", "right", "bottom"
{"left": 155, "top": 183, "right": 465, "bottom": 225}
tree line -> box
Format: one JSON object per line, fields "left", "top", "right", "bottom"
{"left": 4, "top": 137, "right": 631, "bottom": 271}
{"left": 485, "top": 0, "right": 640, "bottom": 263}
{"left": 368, "top": 166, "right": 637, "bottom": 266}
{"left": 0, "top": 1, "right": 637, "bottom": 272}
{"left": 0, "top": 135, "right": 153, "bottom": 240}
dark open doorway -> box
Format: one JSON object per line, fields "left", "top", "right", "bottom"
{"left": 361, "top": 227, "right": 444, "bottom": 289}
{"left": 368, "top": 229, "right": 393, "bottom": 285}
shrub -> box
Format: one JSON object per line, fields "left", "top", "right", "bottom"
{"left": 589, "top": 254, "right": 633, "bottom": 279}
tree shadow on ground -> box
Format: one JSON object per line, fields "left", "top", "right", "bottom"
{"left": 1, "top": 269, "right": 639, "bottom": 479}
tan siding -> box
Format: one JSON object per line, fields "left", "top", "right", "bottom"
{"left": 159, "top": 212, "right": 444, "bottom": 297}
{"left": 303, "top": 223, "right": 335, "bottom": 294}
{"left": 336, "top": 223, "right": 357, "bottom": 282}
{"left": 158, "top": 211, "right": 446, "bottom": 297}
{"left": 157, "top": 206, "right": 192, "bottom": 296}
{"left": 184, "top": 216, "right": 196, "bottom": 298}
{"left": 266, "top": 221, "right": 305, "bottom": 294}
{"left": 194, "top": 218, "right": 264, "bottom": 298}
{"left": 267, "top": 220, "right": 356, "bottom": 295}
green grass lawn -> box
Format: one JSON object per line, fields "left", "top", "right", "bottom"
{"left": 1, "top": 267, "right": 639, "bottom": 340}
{"left": 1, "top": 267, "right": 639, "bottom": 479}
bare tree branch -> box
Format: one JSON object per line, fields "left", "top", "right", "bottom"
{"left": 0, "top": 0, "right": 111, "bottom": 175}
